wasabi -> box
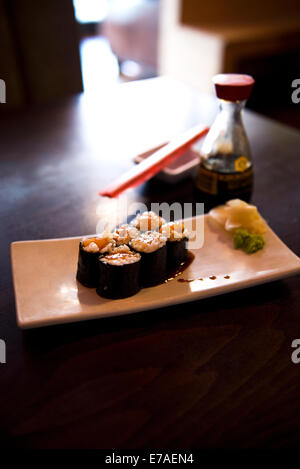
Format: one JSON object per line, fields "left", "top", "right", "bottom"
{"left": 233, "top": 228, "right": 265, "bottom": 254}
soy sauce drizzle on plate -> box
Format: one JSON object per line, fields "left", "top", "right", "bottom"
{"left": 168, "top": 252, "right": 232, "bottom": 284}
{"left": 165, "top": 251, "right": 195, "bottom": 283}
{"left": 178, "top": 274, "right": 231, "bottom": 283}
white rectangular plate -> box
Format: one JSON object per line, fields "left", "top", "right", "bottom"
{"left": 11, "top": 215, "right": 300, "bottom": 329}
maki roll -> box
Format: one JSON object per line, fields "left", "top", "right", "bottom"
{"left": 160, "top": 221, "right": 189, "bottom": 269}
{"left": 112, "top": 224, "right": 139, "bottom": 246}
{"left": 76, "top": 234, "right": 114, "bottom": 287}
{"left": 96, "top": 245, "right": 141, "bottom": 299}
{"left": 130, "top": 211, "right": 165, "bottom": 232}
{"left": 130, "top": 231, "right": 167, "bottom": 287}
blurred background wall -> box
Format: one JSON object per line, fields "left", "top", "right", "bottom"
{"left": 0, "top": 0, "right": 299, "bottom": 128}
{"left": 159, "top": 0, "right": 300, "bottom": 122}
{"left": 0, "top": 0, "right": 83, "bottom": 109}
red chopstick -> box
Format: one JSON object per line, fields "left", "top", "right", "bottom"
{"left": 99, "top": 123, "right": 209, "bottom": 198}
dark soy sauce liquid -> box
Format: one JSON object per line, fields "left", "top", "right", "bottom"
{"left": 195, "top": 163, "right": 253, "bottom": 212}
{"left": 178, "top": 274, "right": 232, "bottom": 283}
{"left": 165, "top": 251, "right": 195, "bottom": 283}
{"left": 166, "top": 252, "right": 232, "bottom": 284}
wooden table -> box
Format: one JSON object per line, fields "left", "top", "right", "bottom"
{"left": 1, "top": 77, "right": 300, "bottom": 448}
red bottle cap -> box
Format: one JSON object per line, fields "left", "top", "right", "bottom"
{"left": 213, "top": 74, "right": 255, "bottom": 101}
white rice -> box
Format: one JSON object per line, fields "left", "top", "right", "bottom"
{"left": 113, "top": 224, "right": 139, "bottom": 245}
{"left": 99, "top": 242, "right": 115, "bottom": 253}
{"left": 110, "top": 244, "right": 131, "bottom": 254}
{"left": 100, "top": 252, "right": 141, "bottom": 266}
{"left": 130, "top": 231, "right": 167, "bottom": 253}
{"left": 160, "top": 222, "right": 189, "bottom": 242}
{"left": 82, "top": 235, "right": 115, "bottom": 253}
{"left": 130, "top": 211, "right": 165, "bottom": 231}
{"left": 83, "top": 242, "right": 99, "bottom": 253}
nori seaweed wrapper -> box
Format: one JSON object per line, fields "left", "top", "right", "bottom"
{"left": 76, "top": 242, "right": 100, "bottom": 288}
{"left": 96, "top": 254, "right": 141, "bottom": 299}
{"left": 167, "top": 237, "right": 188, "bottom": 269}
{"left": 138, "top": 245, "right": 167, "bottom": 287}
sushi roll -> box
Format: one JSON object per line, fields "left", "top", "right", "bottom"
{"left": 130, "top": 231, "right": 167, "bottom": 287}
{"left": 160, "top": 221, "right": 189, "bottom": 269}
{"left": 76, "top": 234, "right": 115, "bottom": 287}
{"left": 112, "top": 224, "right": 139, "bottom": 246}
{"left": 130, "top": 211, "right": 165, "bottom": 232}
{"left": 96, "top": 245, "right": 141, "bottom": 299}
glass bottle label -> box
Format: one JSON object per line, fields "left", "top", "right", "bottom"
{"left": 234, "top": 156, "right": 249, "bottom": 172}
{"left": 196, "top": 165, "right": 253, "bottom": 197}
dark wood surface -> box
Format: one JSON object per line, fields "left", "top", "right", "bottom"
{"left": 0, "top": 77, "right": 300, "bottom": 448}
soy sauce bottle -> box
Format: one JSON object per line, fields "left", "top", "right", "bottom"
{"left": 195, "top": 74, "right": 255, "bottom": 210}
